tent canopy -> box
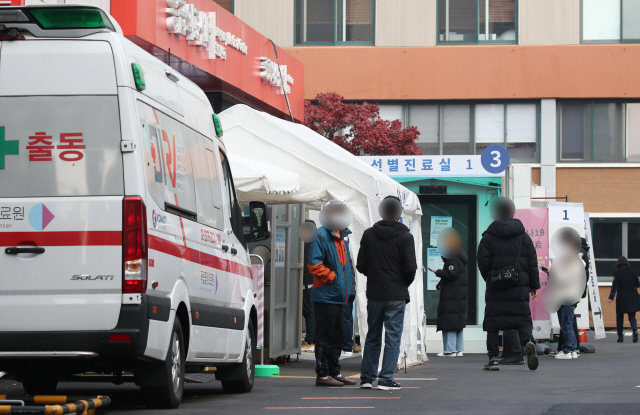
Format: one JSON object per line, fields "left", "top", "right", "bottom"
{"left": 230, "top": 155, "right": 301, "bottom": 195}
{"left": 220, "top": 105, "right": 427, "bottom": 366}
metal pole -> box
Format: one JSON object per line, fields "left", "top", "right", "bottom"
{"left": 485, "top": 0, "right": 489, "bottom": 40}
{"left": 250, "top": 254, "right": 266, "bottom": 366}
{"left": 445, "top": 0, "right": 450, "bottom": 41}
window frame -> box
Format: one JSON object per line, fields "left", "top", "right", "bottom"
{"left": 403, "top": 100, "right": 540, "bottom": 161}
{"left": 557, "top": 100, "right": 629, "bottom": 163}
{"left": 336, "top": 100, "right": 540, "bottom": 161}
{"left": 581, "top": 0, "right": 640, "bottom": 44}
{"left": 294, "top": 0, "right": 376, "bottom": 46}
{"left": 591, "top": 218, "right": 640, "bottom": 281}
{"left": 436, "top": 0, "right": 518, "bottom": 45}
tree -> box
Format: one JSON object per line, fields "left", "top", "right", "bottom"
{"left": 304, "top": 92, "right": 421, "bottom": 156}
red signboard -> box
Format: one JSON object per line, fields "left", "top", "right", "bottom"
{"left": 111, "top": 0, "right": 304, "bottom": 121}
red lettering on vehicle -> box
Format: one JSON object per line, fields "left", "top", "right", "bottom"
{"left": 58, "top": 133, "right": 85, "bottom": 161}
{"left": 26, "top": 132, "right": 54, "bottom": 161}
{"left": 162, "top": 130, "right": 177, "bottom": 188}
{"left": 200, "top": 229, "right": 221, "bottom": 245}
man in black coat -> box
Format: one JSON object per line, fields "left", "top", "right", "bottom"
{"left": 477, "top": 198, "right": 540, "bottom": 371}
{"left": 357, "top": 196, "right": 417, "bottom": 390}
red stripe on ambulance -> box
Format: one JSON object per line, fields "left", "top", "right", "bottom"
{"left": 0, "top": 231, "right": 122, "bottom": 246}
{"left": 148, "top": 235, "right": 251, "bottom": 279}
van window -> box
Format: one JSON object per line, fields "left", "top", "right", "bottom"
{"left": 219, "top": 150, "right": 237, "bottom": 222}
{"left": 191, "top": 132, "right": 224, "bottom": 230}
{"left": 0, "top": 96, "right": 123, "bottom": 197}
{"left": 137, "top": 101, "right": 197, "bottom": 215}
{"left": 220, "top": 150, "right": 244, "bottom": 239}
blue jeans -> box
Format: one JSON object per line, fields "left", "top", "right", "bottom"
{"left": 442, "top": 330, "right": 464, "bottom": 354}
{"left": 360, "top": 300, "right": 406, "bottom": 383}
{"left": 558, "top": 305, "right": 577, "bottom": 353}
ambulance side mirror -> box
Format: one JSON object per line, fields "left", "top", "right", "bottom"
{"left": 248, "top": 201, "right": 270, "bottom": 243}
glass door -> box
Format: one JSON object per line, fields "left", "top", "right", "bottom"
{"left": 420, "top": 195, "right": 478, "bottom": 325}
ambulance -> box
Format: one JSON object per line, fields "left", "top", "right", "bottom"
{"left": 0, "top": 4, "right": 269, "bottom": 409}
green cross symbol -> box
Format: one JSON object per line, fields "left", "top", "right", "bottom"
{"left": 0, "top": 127, "right": 19, "bottom": 170}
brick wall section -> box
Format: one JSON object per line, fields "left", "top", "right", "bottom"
{"left": 532, "top": 168, "right": 541, "bottom": 186}
{"left": 556, "top": 168, "right": 640, "bottom": 213}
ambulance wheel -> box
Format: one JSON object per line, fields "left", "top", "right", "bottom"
{"left": 21, "top": 372, "right": 58, "bottom": 396}
{"left": 141, "top": 319, "right": 185, "bottom": 409}
{"left": 222, "top": 321, "right": 255, "bottom": 394}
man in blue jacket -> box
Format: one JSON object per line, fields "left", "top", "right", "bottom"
{"left": 308, "top": 200, "right": 357, "bottom": 387}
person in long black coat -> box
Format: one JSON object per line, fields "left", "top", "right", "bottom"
{"left": 477, "top": 200, "right": 540, "bottom": 371}
{"left": 435, "top": 249, "right": 468, "bottom": 357}
{"left": 608, "top": 256, "right": 640, "bottom": 343}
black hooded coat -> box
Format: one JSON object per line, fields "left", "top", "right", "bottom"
{"left": 357, "top": 220, "right": 417, "bottom": 303}
{"left": 435, "top": 250, "right": 468, "bottom": 332}
{"left": 477, "top": 219, "right": 540, "bottom": 331}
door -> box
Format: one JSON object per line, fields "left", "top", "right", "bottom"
{"left": 420, "top": 195, "right": 478, "bottom": 326}
{"left": 268, "top": 204, "right": 303, "bottom": 358}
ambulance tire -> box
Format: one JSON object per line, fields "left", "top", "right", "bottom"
{"left": 141, "top": 319, "right": 185, "bottom": 409}
{"left": 21, "top": 372, "right": 58, "bottom": 396}
{"left": 221, "top": 321, "right": 255, "bottom": 394}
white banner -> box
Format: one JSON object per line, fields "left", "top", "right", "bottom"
{"left": 547, "top": 202, "right": 590, "bottom": 330}
{"left": 584, "top": 213, "right": 607, "bottom": 339}
{"left": 359, "top": 155, "right": 505, "bottom": 177}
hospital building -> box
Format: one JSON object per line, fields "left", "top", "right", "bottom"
{"left": 229, "top": 0, "right": 640, "bottom": 351}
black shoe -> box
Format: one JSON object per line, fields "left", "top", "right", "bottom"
{"left": 483, "top": 358, "right": 499, "bottom": 371}
{"left": 377, "top": 381, "right": 401, "bottom": 390}
{"left": 634, "top": 332, "right": 638, "bottom": 343}
{"left": 618, "top": 334, "right": 624, "bottom": 343}
{"left": 526, "top": 342, "right": 539, "bottom": 371}
{"left": 499, "top": 356, "right": 525, "bottom": 365}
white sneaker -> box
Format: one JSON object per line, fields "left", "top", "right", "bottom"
{"left": 437, "top": 352, "right": 457, "bottom": 357}
{"left": 555, "top": 351, "right": 573, "bottom": 360}
{"left": 571, "top": 351, "right": 578, "bottom": 359}
{"left": 340, "top": 351, "right": 353, "bottom": 359}
{"left": 456, "top": 352, "right": 464, "bottom": 357}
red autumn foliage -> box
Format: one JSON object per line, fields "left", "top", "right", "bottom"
{"left": 304, "top": 92, "right": 422, "bottom": 156}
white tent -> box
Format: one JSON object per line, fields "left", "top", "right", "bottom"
{"left": 220, "top": 105, "right": 427, "bottom": 366}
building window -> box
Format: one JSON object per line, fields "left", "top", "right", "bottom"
{"left": 558, "top": 102, "right": 627, "bottom": 162}
{"left": 438, "top": 0, "right": 517, "bottom": 44}
{"left": 406, "top": 102, "right": 538, "bottom": 160}
{"left": 592, "top": 219, "right": 640, "bottom": 279}
{"left": 583, "top": 0, "right": 640, "bottom": 43}
{"left": 216, "top": 0, "right": 233, "bottom": 14}
{"left": 295, "top": 0, "right": 375, "bottom": 45}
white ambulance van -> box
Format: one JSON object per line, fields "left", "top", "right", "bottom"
{"left": 0, "top": 4, "right": 269, "bottom": 409}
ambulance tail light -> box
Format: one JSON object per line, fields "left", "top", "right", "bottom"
{"left": 123, "top": 196, "right": 147, "bottom": 294}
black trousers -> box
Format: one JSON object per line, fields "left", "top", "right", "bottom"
{"left": 314, "top": 302, "right": 345, "bottom": 377}
{"left": 617, "top": 312, "right": 638, "bottom": 335}
{"left": 302, "top": 288, "right": 316, "bottom": 344}
{"left": 487, "top": 323, "right": 533, "bottom": 359}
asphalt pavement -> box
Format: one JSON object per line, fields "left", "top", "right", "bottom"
{"left": 1, "top": 332, "right": 639, "bottom": 415}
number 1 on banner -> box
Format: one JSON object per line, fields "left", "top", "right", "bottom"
{"left": 563, "top": 210, "right": 568, "bottom": 221}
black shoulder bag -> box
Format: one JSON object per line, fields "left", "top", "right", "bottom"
{"left": 489, "top": 236, "right": 523, "bottom": 289}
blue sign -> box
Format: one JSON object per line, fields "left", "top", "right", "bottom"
{"left": 480, "top": 144, "right": 510, "bottom": 174}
